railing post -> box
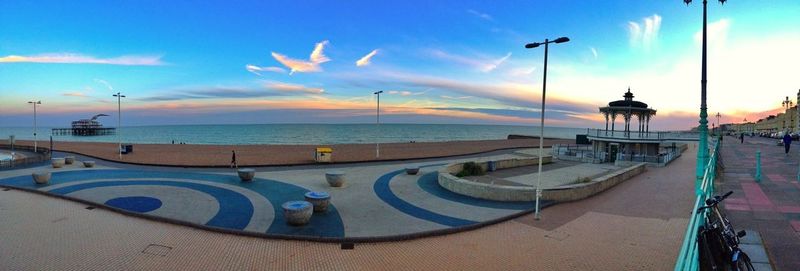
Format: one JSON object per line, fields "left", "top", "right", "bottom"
{"left": 755, "top": 151, "right": 762, "bottom": 182}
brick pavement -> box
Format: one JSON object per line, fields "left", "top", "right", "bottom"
{"left": 0, "top": 148, "right": 697, "bottom": 270}
{"left": 719, "top": 135, "right": 800, "bottom": 270}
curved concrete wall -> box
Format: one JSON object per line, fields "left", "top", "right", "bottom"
{"left": 438, "top": 159, "right": 646, "bottom": 202}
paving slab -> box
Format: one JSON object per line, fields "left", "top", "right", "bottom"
{"left": 719, "top": 136, "right": 800, "bottom": 270}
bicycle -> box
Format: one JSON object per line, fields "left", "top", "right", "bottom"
{"left": 697, "top": 191, "right": 755, "bottom": 271}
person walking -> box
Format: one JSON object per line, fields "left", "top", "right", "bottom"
{"left": 740, "top": 133, "right": 744, "bottom": 144}
{"left": 783, "top": 133, "right": 792, "bottom": 155}
{"left": 230, "top": 150, "right": 238, "bottom": 168}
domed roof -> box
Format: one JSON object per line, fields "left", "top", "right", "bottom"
{"left": 608, "top": 88, "right": 648, "bottom": 108}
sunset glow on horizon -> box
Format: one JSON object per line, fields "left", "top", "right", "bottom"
{"left": 2, "top": 1, "right": 799, "bottom": 129}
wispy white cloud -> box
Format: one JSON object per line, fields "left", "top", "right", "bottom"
{"left": 627, "top": 14, "right": 661, "bottom": 50}
{"left": 695, "top": 19, "right": 731, "bottom": 48}
{"left": 356, "top": 49, "right": 379, "bottom": 67}
{"left": 271, "top": 40, "right": 330, "bottom": 75}
{"left": 264, "top": 81, "right": 325, "bottom": 94}
{"left": 508, "top": 67, "right": 537, "bottom": 77}
{"left": 388, "top": 90, "right": 426, "bottom": 96}
{"left": 482, "top": 52, "right": 512, "bottom": 72}
{"left": 441, "top": 95, "right": 473, "bottom": 100}
{"left": 428, "top": 49, "right": 511, "bottom": 73}
{"left": 310, "top": 40, "right": 331, "bottom": 64}
{"left": 0, "top": 53, "right": 164, "bottom": 65}
{"left": 62, "top": 92, "right": 89, "bottom": 97}
{"left": 467, "top": 9, "right": 493, "bottom": 21}
{"left": 94, "top": 79, "right": 114, "bottom": 91}
{"left": 245, "top": 64, "right": 286, "bottom": 76}
{"left": 590, "top": 47, "right": 598, "bottom": 59}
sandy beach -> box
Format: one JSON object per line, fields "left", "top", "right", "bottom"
{"left": 8, "top": 138, "right": 572, "bottom": 167}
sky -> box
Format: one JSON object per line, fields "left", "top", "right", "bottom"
{"left": 1, "top": 0, "right": 799, "bottom": 129}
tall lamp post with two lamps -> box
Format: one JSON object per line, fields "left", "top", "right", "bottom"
{"left": 27, "top": 100, "right": 42, "bottom": 152}
{"left": 374, "top": 90, "right": 383, "bottom": 159}
{"left": 524, "top": 36, "right": 569, "bottom": 220}
{"left": 113, "top": 92, "right": 126, "bottom": 159}
{"left": 682, "top": 0, "right": 728, "bottom": 192}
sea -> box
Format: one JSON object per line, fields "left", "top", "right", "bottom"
{"left": 0, "top": 124, "right": 588, "bottom": 145}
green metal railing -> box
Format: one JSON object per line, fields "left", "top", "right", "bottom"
{"left": 674, "top": 137, "right": 720, "bottom": 271}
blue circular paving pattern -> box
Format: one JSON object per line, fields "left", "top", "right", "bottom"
{"left": 0, "top": 169, "right": 344, "bottom": 238}
{"left": 373, "top": 164, "right": 549, "bottom": 227}
{"left": 106, "top": 196, "right": 162, "bottom": 212}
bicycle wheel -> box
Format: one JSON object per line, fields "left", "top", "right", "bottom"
{"left": 734, "top": 251, "right": 755, "bottom": 271}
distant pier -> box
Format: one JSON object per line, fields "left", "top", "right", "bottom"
{"left": 51, "top": 113, "right": 115, "bottom": 136}
{"left": 52, "top": 127, "right": 115, "bottom": 136}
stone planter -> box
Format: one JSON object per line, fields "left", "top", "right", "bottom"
{"left": 304, "top": 191, "right": 331, "bottom": 212}
{"left": 64, "top": 156, "right": 75, "bottom": 165}
{"left": 325, "top": 171, "right": 346, "bottom": 187}
{"left": 51, "top": 158, "right": 65, "bottom": 168}
{"left": 405, "top": 167, "right": 420, "bottom": 175}
{"left": 282, "top": 201, "right": 313, "bottom": 226}
{"left": 32, "top": 172, "right": 51, "bottom": 184}
{"left": 83, "top": 161, "right": 96, "bottom": 168}
{"left": 237, "top": 168, "right": 255, "bottom": 182}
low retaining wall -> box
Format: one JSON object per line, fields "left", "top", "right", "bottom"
{"left": 542, "top": 163, "right": 646, "bottom": 202}
{"left": 439, "top": 159, "right": 646, "bottom": 202}
{"left": 439, "top": 156, "right": 552, "bottom": 202}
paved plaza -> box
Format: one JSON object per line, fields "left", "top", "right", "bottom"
{"left": 718, "top": 135, "right": 800, "bottom": 270}
{"left": 0, "top": 147, "right": 697, "bottom": 270}
{"left": 1, "top": 149, "right": 564, "bottom": 239}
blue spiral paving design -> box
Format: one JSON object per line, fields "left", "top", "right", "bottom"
{"left": 0, "top": 169, "right": 344, "bottom": 238}
{"left": 416, "top": 172, "right": 540, "bottom": 210}
{"left": 373, "top": 164, "right": 477, "bottom": 227}
{"left": 374, "top": 165, "right": 550, "bottom": 227}
{"left": 46, "top": 180, "right": 255, "bottom": 229}
{"left": 105, "top": 196, "right": 163, "bottom": 212}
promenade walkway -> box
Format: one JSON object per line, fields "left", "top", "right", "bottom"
{"left": 0, "top": 147, "right": 696, "bottom": 270}
{"left": 8, "top": 138, "right": 570, "bottom": 167}
{"left": 719, "top": 135, "right": 800, "bottom": 270}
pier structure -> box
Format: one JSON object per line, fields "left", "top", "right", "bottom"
{"left": 51, "top": 114, "right": 115, "bottom": 136}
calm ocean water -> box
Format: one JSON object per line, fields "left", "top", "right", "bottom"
{"left": 0, "top": 124, "right": 587, "bottom": 145}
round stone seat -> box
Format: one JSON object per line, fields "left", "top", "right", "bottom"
{"left": 405, "top": 166, "right": 420, "bottom": 175}
{"left": 51, "top": 158, "right": 65, "bottom": 168}
{"left": 304, "top": 191, "right": 331, "bottom": 212}
{"left": 32, "top": 172, "right": 51, "bottom": 184}
{"left": 64, "top": 156, "right": 76, "bottom": 165}
{"left": 237, "top": 168, "right": 255, "bottom": 182}
{"left": 83, "top": 161, "right": 96, "bottom": 168}
{"left": 325, "top": 171, "right": 346, "bottom": 187}
{"left": 282, "top": 201, "right": 313, "bottom": 226}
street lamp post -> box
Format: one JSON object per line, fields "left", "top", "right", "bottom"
{"left": 374, "top": 90, "right": 383, "bottom": 159}
{"left": 716, "top": 112, "right": 721, "bottom": 135}
{"left": 27, "top": 101, "right": 41, "bottom": 152}
{"left": 683, "top": 0, "right": 727, "bottom": 193}
{"left": 113, "top": 92, "right": 126, "bottom": 159}
{"left": 525, "top": 36, "right": 569, "bottom": 220}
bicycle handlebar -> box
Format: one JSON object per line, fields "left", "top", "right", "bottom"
{"left": 698, "top": 191, "right": 734, "bottom": 212}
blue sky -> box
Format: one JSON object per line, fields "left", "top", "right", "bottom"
{"left": 2, "top": 0, "right": 799, "bottom": 129}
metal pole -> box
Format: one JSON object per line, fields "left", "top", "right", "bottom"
{"left": 377, "top": 92, "right": 380, "bottom": 158}
{"left": 534, "top": 39, "right": 549, "bottom": 220}
{"left": 114, "top": 92, "right": 125, "bottom": 159}
{"left": 755, "top": 150, "right": 761, "bottom": 182}
{"left": 696, "top": 0, "right": 710, "bottom": 192}
{"left": 118, "top": 94, "right": 121, "bottom": 158}
{"left": 33, "top": 102, "right": 38, "bottom": 152}
{"left": 374, "top": 90, "right": 383, "bottom": 159}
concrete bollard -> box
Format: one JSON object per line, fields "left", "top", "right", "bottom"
{"left": 755, "top": 151, "right": 761, "bottom": 182}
